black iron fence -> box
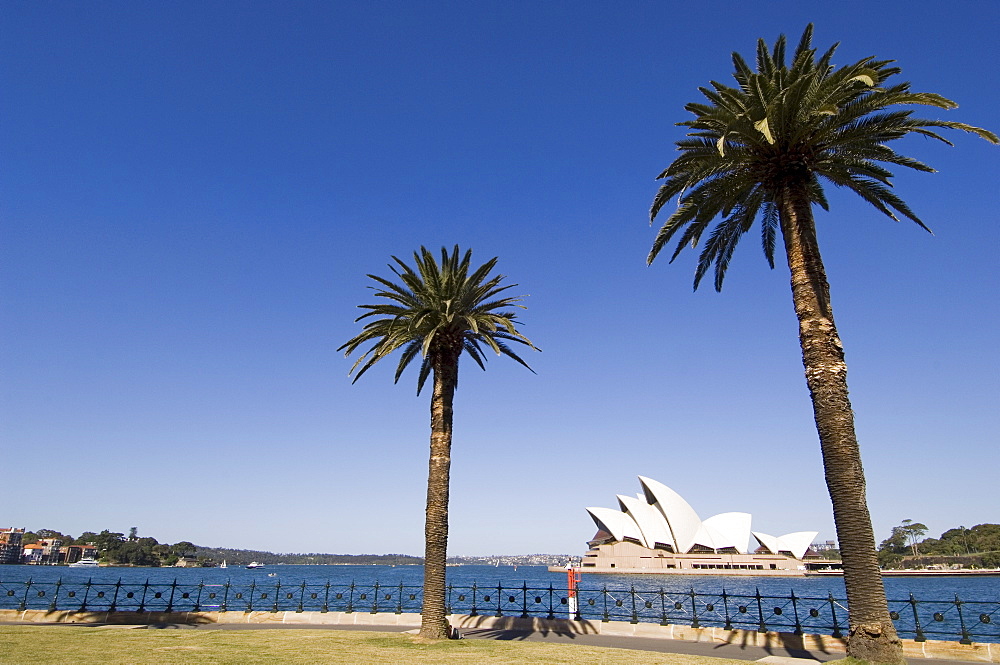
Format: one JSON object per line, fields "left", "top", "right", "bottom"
{"left": 1, "top": 578, "right": 997, "bottom": 644}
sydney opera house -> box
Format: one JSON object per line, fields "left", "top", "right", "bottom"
{"left": 578, "top": 477, "right": 840, "bottom": 575}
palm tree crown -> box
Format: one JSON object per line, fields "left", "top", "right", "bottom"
{"left": 340, "top": 245, "right": 537, "bottom": 389}
{"left": 649, "top": 24, "right": 997, "bottom": 290}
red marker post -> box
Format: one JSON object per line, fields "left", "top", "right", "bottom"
{"left": 566, "top": 563, "right": 581, "bottom": 618}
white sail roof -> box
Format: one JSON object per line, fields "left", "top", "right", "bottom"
{"left": 638, "top": 476, "right": 702, "bottom": 554}
{"left": 752, "top": 532, "right": 782, "bottom": 556}
{"left": 586, "top": 506, "right": 644, "bottom": 544}
{"left": 700, "top": 512, "right": 752, "bottom": 553}
{"left": 585, "top": 476, "right": 819, "bottom": 559}
{"left": 616, "top": 494, "right": 673, "bottom": 550}
{"left": 752, "top": 531, "right": 818, "bottom": 559}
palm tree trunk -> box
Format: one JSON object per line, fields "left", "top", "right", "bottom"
{"left": 779, "top": 190, "right": 904, "bottom": 665}
{"left": 419, "top": 353, "right": 458, "bottom": 639}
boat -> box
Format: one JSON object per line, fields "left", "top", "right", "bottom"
{"left": 220, "top": 560, "right": 227, "bottom": 569}
{"left": 69, "top": 557, "right": 100, "bottom": 568}
{"left": 246, "top": 561, "right": 264, "bottom": 569}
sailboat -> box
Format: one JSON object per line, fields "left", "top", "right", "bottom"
{"left": 220, "top": 560, "right": 227, "bottom": 569}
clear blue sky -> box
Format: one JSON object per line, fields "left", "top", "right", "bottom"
{"left": 3, "top": 1, "right": 997, "bottom": 556}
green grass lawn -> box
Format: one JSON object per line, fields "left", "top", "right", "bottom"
{"left": 0, "top": 625, "right": 755, "bottom": 664}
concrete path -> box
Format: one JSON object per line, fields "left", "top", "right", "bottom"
{"left": 450, "top": 626, "right": 982, "bottom": 665}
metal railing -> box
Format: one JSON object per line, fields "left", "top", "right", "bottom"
{"left": 1, "top": 578, "right": 997, "bottom": 644}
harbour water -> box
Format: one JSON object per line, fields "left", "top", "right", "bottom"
{"left": 2, "top": 563, "right": 997, "bottom": 600}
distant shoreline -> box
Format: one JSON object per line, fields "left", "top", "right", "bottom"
{"left": 808, "top": 568, "right": 1000, "bottom": 577}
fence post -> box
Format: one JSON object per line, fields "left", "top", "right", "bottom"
{"left": 80, "top": 578, "right": 92, "bottom": 612}
{"left": 790, "top": 589, "right": 802, "bottom": 635}
{"left": 166, "top": 579, "right": 177, "bottom": 613}
{"left": 372, "top": 581, "right": 380, "bottom": 614}
{"left": 194, "top": 581, "right": 204, "bottom": 612}
{"left": 828, "top": 593, "right": 842, "bottom": 639}
{"left": 755, "top": 587, "right": 766, "bottom": 633}
{"left": 470, "top": 581, "right": 478, "bottom": 617}
{"left": 573, "top": 579, "right": 583, "bottom": 622}
{"left": 722, "top": 589, "right": 733, "bottom": 631}
{"left": 955, "top": 594, "right": 972, "bottom": 645}
{"left": 446, "top": 583, "right": 453, "bottom": 616}
{"left": 322, "top": 581, "right": 330, "bottom": 613}
{"left": 346, "top": 581, "right": 355, "bottom": 614}
{"left": 494, "top": 583, "right": 502, "bottom": 618}
{"left": 659, "top": 587, "right": 668, "bottom": 627}
{"left": 248, "top": 580, "right": 256, "bottom": 612}
{"left": 547, "top": 583, "right": 555, "bottom": 620}
{"left": 221, "top": 581, "right": 230, "bottom": 612}
{"left": 689, "top": 588, "right": 700, "bottom": 629}
{"left": 49, "top": 578, "right": 62, "bottom": 612}
{"left": 109, "top": 578, "right": 122, "bottom": 612}
{"left": 521, "top": 582, "right": 529, "bottom": 619}
{"left": 602, "top": 584, "right": 609, "bottom": 622}
{"left": 298, "top": 581, "right": 306, "bottom": 613}
{"left": 396, "top": 582, "right": 404, "bottom": 615}
{"left": 629, "top": 585, "right": 638, "bottom": 624}
{"left": 138, "top": 579, "right": 149, "bottom": 612}
{"left": 18, "top": 579, "right": 32, "bottom": 612}
{"left": 271, "top": 579, "right": 280, "bottom": 613}
{"left": 910, "top": 594, "right": 925, "bottom": 642}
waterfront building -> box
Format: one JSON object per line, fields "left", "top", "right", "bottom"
{"left": 63, "top": 544, "right": 98, "bottom": 564}
{"left": 22, "top": 538, "right": 66, "bottom": 565}
{"left": 579, "top": 477, "right": 840, "bottom": 576}
{"left": 0, "top": 528, "right": 24, "bottom": 564}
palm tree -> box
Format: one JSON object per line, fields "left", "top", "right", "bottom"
{"left": 647, "top": 25, "right": 996, "bottom": 664}
{"left": 339, "top": 245, "right": 538, "bottom": 639}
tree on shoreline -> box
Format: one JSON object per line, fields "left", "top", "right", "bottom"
{"left": 647, "top": 25, "right": 996, "bottom": 664}
{"left": 340, "top": 246, "right": 538, "bottom": 639}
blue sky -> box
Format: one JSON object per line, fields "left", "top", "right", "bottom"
{"left": 2, "top": 1, "right": 997, "bottom": 556}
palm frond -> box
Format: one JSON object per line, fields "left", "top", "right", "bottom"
{"left": 341, "top": 246, "right": 539, "bottom": 393}
{"left": 649, "top": 23, "right": 996, "bottom": 289}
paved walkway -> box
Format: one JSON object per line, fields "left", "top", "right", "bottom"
{"left": 3, "top": 620, "right": 987, "bottom": 665}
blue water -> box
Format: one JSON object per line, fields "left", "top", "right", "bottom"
{"left": 2, "top": 563, "right": 997, "bottom": 599}
{"left": 2, "top": 565, "right": 998, "bottom": 643}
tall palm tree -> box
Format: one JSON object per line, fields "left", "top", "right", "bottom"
{"left": 648, "top": 25, "right": 996, "bottom": 664}
{"left": 339, "top": 245, "right": 538, "bottom": 639}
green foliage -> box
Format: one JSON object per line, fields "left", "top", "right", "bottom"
{"left": 879, "top": 521, "right": 1000, "bottom": 568}
{"left": 74, "top": 531, "right": 101, "bottom": 546}
{"left": 968, "top": 524, "right": 1000, "bottom": 552}
{"left": 878, "top": 526, "right": 908, "bottom": 554}
{"left": 980, "top": 552, "right": 1000, "bottom": 568}
{"left": 91, "top": 530, "right": 126, "bottom": 551}
{"left": 877, "top": 551, "right": 904, "bottom": 568}
{"left": 18, "top": 526, "right": 424, "bottom": 567}
{"left": 22, "top": 529, "right": 72, "bottom": 545}
{"left": 900, "top": 519, "right": 928, "bottom": 555}
{"left": 648, "top": 24, "right": 998, "bottom": 291}
{"left": 882, "top": 522, "right": 1000, "bottom": 556}
{"left": 171, "top": 541, "right": 196, "bottom": 557}
{"left": 102, "top": 536, "right": 161, "bottom": 566}
{"left": 339, "top": 245, "right": 538, "bottom": 393}
{"left": 193, "top": 547, "right": 423, "bottom": 566}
